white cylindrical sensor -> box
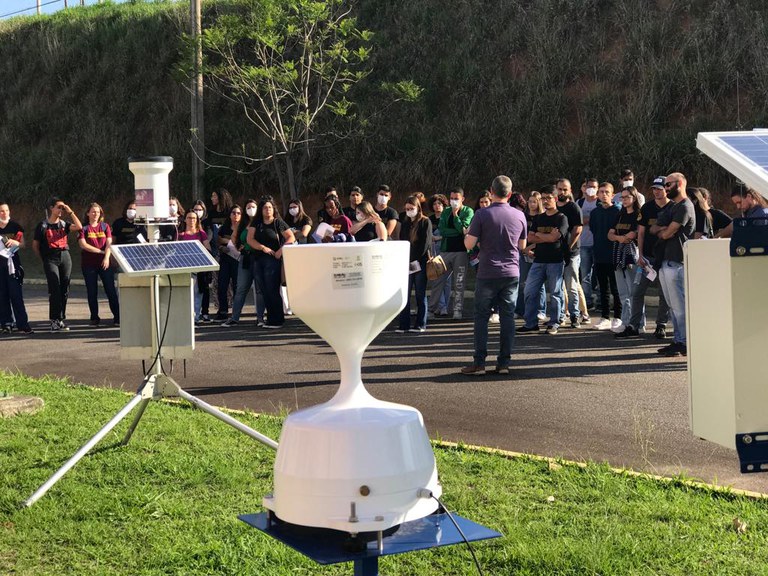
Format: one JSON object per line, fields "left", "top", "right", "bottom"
{"left": 128, "top": 156, "right": 174, "bottom": 219}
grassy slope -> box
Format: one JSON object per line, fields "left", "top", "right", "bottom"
{"left": 2, "top": 373, "right": 768, "bottom": 575}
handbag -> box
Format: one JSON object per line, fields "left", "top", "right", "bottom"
{"left": 425, "top": 247, "right": 447, "bottom": 281}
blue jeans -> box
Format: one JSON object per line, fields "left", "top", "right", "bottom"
{"left": 580, "top": 246, "right": 595, "bottom": 307}
{"left": 614, "top": 266, "right": 634, "bottom": 327}
{"left": 0, "top": 259, "right": 29, "bottom": 329}
{"left": 515, "top": 258, "right": 545, "bottom": 317}
{"left": 628, "top": 257, "right": 668, "bottom": 330}
{"left": 524, "top": 262, "right": 564, "bottom": 328}
{"left": 231, "top": 256, "right": 265, "bottom": 322}
{"left": 254, "top": 255, "right": 284, "bottom": 326}
{"left": 563, "top": 253, "right": 581, "bottom": 319}
{"left": 217, "top": 255, "right": 239, "bottom": 315}
{"left": 399, "top": 268, "right": 428, "bottom": 330}
{"left": 474, "top": 276, "right": 519, "bottom": 368}
{"left": 659, "top": 260, "right": 686, "bottom": 345}
{"left": 82, "top": 266, "right": 120, "bottom": 323}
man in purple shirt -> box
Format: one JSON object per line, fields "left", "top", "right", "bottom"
{"left": 461, "top": 175, "right": 527, "bottom": 376}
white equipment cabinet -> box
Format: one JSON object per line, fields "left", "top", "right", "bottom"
{"left": 686, "top": 239, "right": 768, "bottom": 467}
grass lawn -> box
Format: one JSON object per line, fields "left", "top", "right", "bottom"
{"left": 2, "top": 372, "right": 768, "bottom": 575}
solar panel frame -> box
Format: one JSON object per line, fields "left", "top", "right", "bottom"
{"left": 111, "top": 241, "right": 220, "bottom": 277}
{"left": 696, "top": 130, "right": 768, "bottom": 201}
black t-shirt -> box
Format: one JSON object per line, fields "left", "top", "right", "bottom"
{"left": 342, "top": 206, "right": 357, "bottom": 222}
{"left": 694, "top": 208, "right": 714, "bottom": 238}
{"left": 249, "top": 218, "right": 290, "bottom": 257}
{"left": 638, "top": 201, "right": 670, "bottom": 258}
{"left": 33, "top": 220, "right": 72, "bottom": 257}
{"left": 375, "top": 206, "right": 398, "bottom": 227}
{"left": 612, "top": 209, "right": 640, "bottom": 237}
{"left": 400, "top": 217, "right": 433, "bottom": 264}
{"left": 0, "top": 220, "right": 24, "bottom": 265}
{"left": 354, "top": 222, "right": 379, "bottom": 242}
{"left": 558, "top": 201, "right": 583, "bottom": 254}
{"left": 285, "top": 213, "right": 312, "bottom": 231}
{"left": 531, "top": 212, "right": 569, "bottom": 263}
{"left": 663, "top": 198, "right": 696, "bottom": 263}
{"left": 444, "top": 213, "right": 466, "bottom": 252}
{"left": 111, "top": 217, "right": 144, "bottom": 245}
{"left": 710, "top": 208, "right": 732, "bottom": 235}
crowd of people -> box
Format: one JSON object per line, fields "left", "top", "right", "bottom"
{"left": 0, "top": 173, "right": 765, "bottom": 353}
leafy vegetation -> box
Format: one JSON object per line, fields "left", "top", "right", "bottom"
{"left": 3, "top": 372, "right": 768, "bottom": 575}
{"left": 1, "top": 0, "right": 767, "bottom": 213}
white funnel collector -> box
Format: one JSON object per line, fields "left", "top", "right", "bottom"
{"left": 263, "top": 242, "right": 441, "bottom": 533}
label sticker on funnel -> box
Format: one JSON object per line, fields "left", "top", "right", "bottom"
{"left": 135, "top": 189, "right": 154, "bottom": 206}
{"left": 332, "top": 255, "right": 365, "bottom": 289}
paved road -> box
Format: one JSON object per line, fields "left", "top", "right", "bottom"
{"left": 5, "top": 284, "right": 767, "bottom": 494}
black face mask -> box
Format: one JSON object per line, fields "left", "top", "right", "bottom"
{"left": 666, "top": 184, "right": 681, "bottom": 200}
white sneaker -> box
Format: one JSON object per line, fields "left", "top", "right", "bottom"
{"left": 610, "top": 319, "right": 623, "bottom": 333}
{"left": 593, "top": 318, "right": 611, "bottom": 330}
{"left": 537, "top": 312, "right": 547, "bottom": 322}
{"left": 489, "top": 313, "right": 500, "bottom": 324}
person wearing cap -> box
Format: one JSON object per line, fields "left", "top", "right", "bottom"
{"left": 616, "top": 176, "right": 671, "bottom": 340}
{"left": 461, "top": 175, "right": 526, "bottom": 375}
{"left": 577, "top": 177, "right": 600, "bottom": 313}
{"left": 651, "top": 172, "right": 695, "bottom": 357}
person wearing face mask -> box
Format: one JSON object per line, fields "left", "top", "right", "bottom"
{"left": 111, "top": 200, "right": 145, "bottom": 245}
{"left": 159, "top": 197, "right": 185, "bottom": 242}
{"left": 374, "top": 185, "right": 398, "bottom": 239}
{"left": 32, "top": 196, "right": 84, "bottom": 332}
{"left": 350, "top": 201, "right": 387, "bottom": 242}
{"left": 191, "top": 200, "right": 214, "bottom": 322}
{"left": 215, "top": 204, "right": 242, "bottom": 320}
{"left": 283, "top": 200, "right": 313, "bottom": 244}
{"left": 577, "top": 177, "right": 600, "bottom": 314}
{"left": 651, "top": 173, "right": 695, "bottom": 357}
{"left": 396, "top": 196, "right": 432, "bottom": 333}
{"left": 429, "top": 187, "right": 474, "bottom": 320}
{"left": 0, "top": 202, "right": 33, "bottom": 334}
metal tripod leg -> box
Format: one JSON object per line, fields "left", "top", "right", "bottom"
{"left": 24, "top": 394, "right": 145, "bottom": 507}
{"left": 121, "top": 398, "right": 151, "bottom": 446}
{"left": 176, "top": 388, "right": 279, "bottom": 450}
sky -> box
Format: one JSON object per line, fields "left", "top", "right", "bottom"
{"left": 1, "top": 0, "right": 129, "bottom": 20}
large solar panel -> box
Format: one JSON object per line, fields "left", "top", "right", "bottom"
{"left": 111, "top": 241, "right": 219, "bottom": 276}
{"left": 696, "top": 130, "right": 768, "bottom": 201}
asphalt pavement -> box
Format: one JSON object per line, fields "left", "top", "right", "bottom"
{"left": 5, "top": 283, "right": 767, "bottom": 494}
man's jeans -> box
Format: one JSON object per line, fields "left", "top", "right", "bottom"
{"left": 659, "top": 260, "right": 687, "bottom": 345}
{"left": 524, "top": 262, "right": 564, "bottom": 328}
{"left": 473, "top": 276, "right": 519, "bottom": 368}
{"left": 580, "top": 246, "right": 595, "bottom": 307}
{"left": 628, "top": 257, "right": 669, "bottom": 330}
{"left": 428, "top": 251, "right": 467, "bottom": 318}
{"left": 516, "top": 257, "right": 544, "bottom": 317}
{"left": 563, "top": 253, "right": 581, "bottom": 320}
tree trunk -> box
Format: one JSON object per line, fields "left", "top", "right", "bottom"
{"left": 285, "top": 155, "right": 299, "bottom": 205}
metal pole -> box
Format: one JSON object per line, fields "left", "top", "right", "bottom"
{"left": 37, "top": 0, "right": 41, "bottom": 15}
{"left": 24, "top": 394, "right": 145, "bottom": 507}
{"left": 190, "top": 0, "right": 205, "bottom": 201}
{"left": 176, "top": 388, "right": 279, "bottom": 450}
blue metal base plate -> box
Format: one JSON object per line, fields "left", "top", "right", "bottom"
{"left": 239, "top": 511, "right": 501, "bottom": 566}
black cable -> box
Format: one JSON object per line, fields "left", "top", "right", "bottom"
{"left": 144, "top": 274, "right": 173, "bottom": 376}
{"left": 432, "top": 495, "right": 485, "bottom": 576}
{"left": 1, "top": 0, "right": 62, "bottom": 19}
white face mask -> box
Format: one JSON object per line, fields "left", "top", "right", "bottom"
{"left": 194, "top": 210, "right": 204, "bottom": 219}
{"left": 623, "top": 179, "right": 634, "bottom": 188}
{"left": 246, "top": 207, "right": 257, "bottom": 218}
{"left": 356, "top": 212, "right": 366, "bottom": 222}
{"left": 377, "top": 194, "right": 389, "bottom": 205}
{"left": 405, "top": 208, "right": 418, "bottom": 218}
{"left": 169, "top": 204, "right": 178, "bottom": 216}
{"left": 450, "top": 199, "right": 461, "bottom": 209}
{"left": 289, "top": 207, "right": 299, "bottom": 217}
{"left": 585, "top": 187, "right": 597, "bottom": 197}
{"left": 126, "top": 209, "right": 137, "bottom": 219}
